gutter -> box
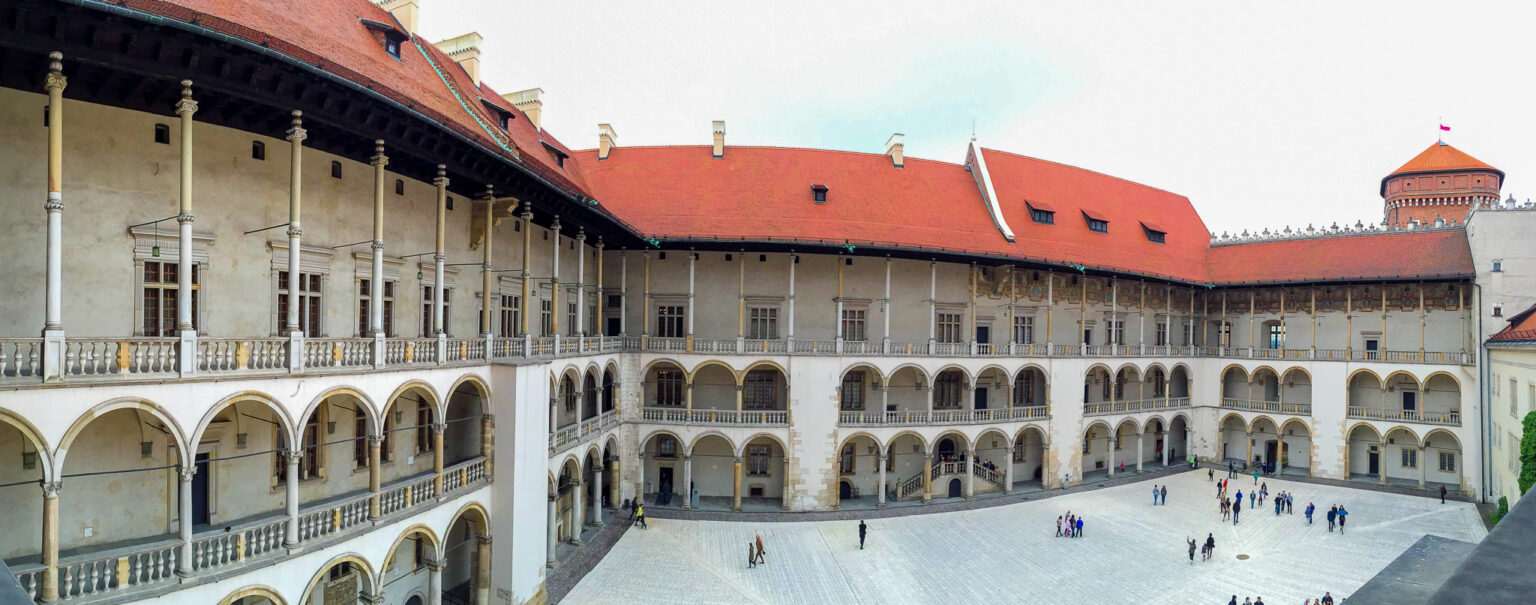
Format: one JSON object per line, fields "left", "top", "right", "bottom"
{"left": 62, "top": 0, "right": 644, "bottom": 240}
{"left": 1474, "top": 282, "right": 1488, "bottom": 502}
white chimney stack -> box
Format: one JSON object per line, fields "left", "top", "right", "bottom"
{"left": 712, "top": 120, "right": 726, "bottom": 159}
{"left": 506, "top": 88, "right": 544, "bottom": 130}
{"left": 433, "top": 32, "right": 483, "bottom": 87}
{"left": 373, "top": 0, "right": 420, "bottom": 34}
{"left": 885, "top": 133, "right": 905, "bottom": 168}
{"left": 598, "top": 123, "right": 617, "bottom": 160}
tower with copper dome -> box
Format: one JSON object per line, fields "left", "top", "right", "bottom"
{"left": 1381, "top": 141, "right": 1503, "bottom": 227}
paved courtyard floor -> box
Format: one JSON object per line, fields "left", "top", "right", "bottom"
{"left": 563, "top": 471, "right": 1486, "bottom": 604}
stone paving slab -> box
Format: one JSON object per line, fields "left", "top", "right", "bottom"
{"left": 564, "top": 471, "right": 1486, "bottom": 604}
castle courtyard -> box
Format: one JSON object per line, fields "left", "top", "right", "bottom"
{"left": 565, "top": 471, "right": 1486, "bottom": 604}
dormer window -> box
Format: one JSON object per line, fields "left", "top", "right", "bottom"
{"left": 360, "top": 18, "right": 408, "bottom": 62}
{"left": 1140, "top": 221, "right": 1166, "bottom": 244}
{"left": 1026, "top": 201, "right": 1055, "bottom": 224}
{"left": 1083, "top": 210, "right": 1109, "bottom": 234}
{"left": 812, "top": 184, "right": 829, "bottom": 204}
{"left": 386, "top": 39, "right": 401, "bottom": 59}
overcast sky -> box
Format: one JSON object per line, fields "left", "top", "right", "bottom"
{"left": 418, "top": 1, "right": 1535, "bottom": 234}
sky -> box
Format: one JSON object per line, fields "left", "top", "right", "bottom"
{"left": 417, "top": 1, "right": 1536, "bottom": 235}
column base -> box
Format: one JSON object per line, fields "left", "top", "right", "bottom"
{"left": 876, "top": 502, "right": 887, "bottom": 508}
{"left": 179, "top": 329, "right": 198, "bottom": 376}
{"left": 42, "top": 328, "right": 65, "bottom": 382}
{"left": 731, "top": 506, "right": 742, "bottom": 512}
{"left": 373, "top": 333, "right": 386, "bottom": 368}
{"left": 288, "top": 332, "right": 305, "bottom": 373}
{"left": 546, "top": 560, "right": 557, "bottom": 569}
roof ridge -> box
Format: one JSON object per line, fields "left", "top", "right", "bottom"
{"left": 978, "top": 147, "right": 1192, "bottom": 201}
{"left": 569, "top": 144, "right": 967, "bottom": 167}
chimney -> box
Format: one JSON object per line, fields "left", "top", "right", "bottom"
{"left": 433, "top": 32, "right": 483, "bottom": 87}
{"left": 712, "top": 120, "right": 726, "bottom": 159}
{"left": 885, "top": 133, "right": 905, "bottom": 168}
{"left": 506, "top": 88, "right": 544, "bottom": 130}
{"left": 598, "top": 123, "right": 617, "bottom": 160}
{"left": 373, "top": 0, "right": 420, "bottom": 34}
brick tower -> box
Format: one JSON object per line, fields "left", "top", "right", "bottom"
{"left": 1381, "top": 142, "right": 1503, "bottom": 227}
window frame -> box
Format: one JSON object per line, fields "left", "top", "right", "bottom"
{"left": 656, "top": 304, "right": 686, "bottom": 338}
{"left": 748, "top": 305, "right": 780, "bottom": 340}
{"left": 840, "top": 307, "right": 868, "bottom": 342}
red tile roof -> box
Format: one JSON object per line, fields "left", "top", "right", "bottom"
{"left": 1206, "top": 230, "right": 1474, "bottom": 285}
{"left": 1489, "top": 303, "right": 1536, "bottom": 343}
{"left": 1389, "top": 142, "right": 1500, "bottom": 177}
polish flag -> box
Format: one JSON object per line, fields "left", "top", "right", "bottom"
{"left": 1440, "top": 124, "right": 1451, "bottom": 132}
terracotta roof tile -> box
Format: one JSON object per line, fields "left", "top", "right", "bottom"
{"left": 1389, "top": 142, "right": 1500, "bottom": 177}
{"left": 1489, "top": 303, "right": 1536, "bottom": 343}
{"left": 1205, "top": 230, "right": 1474, "bottom": 285}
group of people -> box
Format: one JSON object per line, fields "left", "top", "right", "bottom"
{"left": 1055, "top": 511, "right": 1085, "bottom": 537}
{"left": 1187, "top": 533, "right": 1217, "bottom": 562}
{"left": 1224, "top": 595, "right": 1335, "bottom": 605}
{"left": 1151, "top": 484, "right": 1169, "bottom": 505}
{"left": 745, "top": 534, "right": 767, "bottom": 567}
{"left": 1326, "top": 505, "right": 1350, "bottom": 533}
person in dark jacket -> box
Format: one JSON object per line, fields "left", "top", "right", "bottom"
{"left": 1187, "top": 537, "right": 1196, "bottom": 563}
{"left": 1075, "top": 517, "right": 1084, "bottom": 537}
{"left": 1440, "top": 485, "right": 1447, "bottom": 503}
{"left": 858, "top": 520, "right": 867, "bottom": 550}
{"left": 1327, "top": 506, "right": 1337, "bottom": 532}
{"left": 1337, "top": 506, "right": 1348, "bottom": 533}
{"left": 1233, "top": 499, "right": 1241, "bottom": 525}
{"left": 1160, "top": 485, "right": 1167, "bottom": 505}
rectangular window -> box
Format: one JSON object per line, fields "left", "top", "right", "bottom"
{"left": 1143, "top": 226, "right": 1166, "bottom": 244}
{"left": 656, "top": 305, "right": 685, "bottom": 338}
{"left": 658, "top": 436, "right": 677, "bottom": 458}
{"left": 302, "top": 414, "right": 320, "bottom": 479}
{"left": 1512, "top": 379, "right": 1520, "bottom": 418}
{"left": 840, "top": 308, "right": 867, "bottom": 341}
{"left": 1107, "top": 319, "right": 1124, "bottom": 345}
{"left": 1013, "top": 315, "right": 1034, "bottom": 344}
{"left": 354, "top": 415, "right": 368, "bottom": 469}
{"left": 655, "top": 369, "right": 684, "bottom": 406}
{"left": 1156, "top": 321, "right": 1168, "bottom": 346}
{"left": 1218, "top": 322, "right": 1232, "bottom": 347}
{"left": 1401, "top": 448, "right": 1417, "bottom": 469}
{"left": 1439, "top": 451, "right": 1455, "bottom": 472}
{"left": 840, "top": 444, "right": 855, "bottom": 474}
{"left": 744, "top": 370, "right": 777, "bottom": 410}
{"left": 142, "top": 261, "right": 199, "bottom": 336}
{"left": 1087, "top": 218, "right": 1109, "bottom": 233}
{"left": 567, "top": 300, "right": 579, "bottom": 336}
{"left": 749, "top": 307, "right": 779, "bottom": 339}
{"left": 935, "top": 373, "right": 962, "bottom": 409}
{"left": 421, "top": 287, "right": 451, "bottom": 337}
{"left": 841, "top": 372, "right": 865, "bottom": 410}
{"left": 1014, "top": 372, "right": 1034, "bottom": 405}
{"left": 499, "top": 295, "right": 520, "bottom": 338}
{"left": 747, "top": 444, "right": 770, "bottom": 475}
{"left": 936, "top": 312, "right": 962, "bottom": 344}
{"left": 358, "top": 279, "right": 395, "bottom": 337}
{"left": 273, "top": 430, "right": 288, "bottom": 484}
{"left": 415, "top": 404, "right": 433, "bottom": 454}
{"left": 278, "top": 270, "right": 322, "bottom": 337}
{"left": 1030, "top": 207, "right": 1054, "bottom": 224}
{"left": 1267, "top": 324, "right": 1285, "bottom": 349}
{"left": 540, "top": 299, "right": 553, "bottom": 336}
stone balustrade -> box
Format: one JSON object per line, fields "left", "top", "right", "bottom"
{"left": 1082, "top": 397, "right": 1191, "bottom": 417}
{"left": 1347, "top": 406, "right": 1461, "bottom": 426}
{"left": 636, "top": 408, "right": 791, "bottom": 427}
{"left": 1220, "top": 397, "right": 1313, "bottom": 415}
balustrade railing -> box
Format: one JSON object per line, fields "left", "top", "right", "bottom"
{"left": 303, "top": 338, "right": 373, "bottom": 368}
{"left": 895, "top": 471, "right": 925, "bottom": 500}
{"left": 973, "top": 462, "right": 1006, "bottom": 489}
{"left": 197, "top": 338, "right": 288, "bottom": 373}
{"left": 1220, "top": 398, "right": 1311, "bottom": 415}
{"left": 1347, "top": 406, "right": 1460, "bottom": 425}
{"left": 64, "top": 338, "right": 179, "bottom": 376}
{"left": 741, "top": 339, "right": 788, "bottom": 354}
{"left": 792, "top": 339, "right": 838, "bottom": 354}
{"left": 637, "top": 407, "right": 790, "bottom": 426}
{"left": 45, "top": 541, "right": 180, "bottom": 600}
{"left": 0, "top": 338, "right": 42, "bottom": 379}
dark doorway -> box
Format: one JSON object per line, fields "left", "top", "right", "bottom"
{"left": 947, "top": 478, "right": 962, "bottom": 498}
{"left": 406, "top": 596, "right": 423, "bottom": 605}
{"left": 938, "top": 439, "right": 956, "bottom": 459}
{"left": 976, "top": 326, "right": 990, "bottom": 344}
{"left": 1265, "top": 441, "right": 1278, "bottom": 466}
{"left": 839, "top": 481, "right": 852, "bottom": 500}
{"left": 1402, "top": 392, "right": 1417, "bottom": 412}
{"left": 974, "top": 388, "right": 988, "bottom": 410}
{"left": 606, "top": 317, "right": 620, "bottom": 336}
{"left": 658, "top": 467, "right": 674, "bottom": 505}
{"left": 1033, "top": 465, "right": 1043, "bottom": 480}
{"left": 1368, "top": 448, "right": 1380, "bottom": 475}
{"left": 192, "top": 452, "right": 210, "bottom": 526}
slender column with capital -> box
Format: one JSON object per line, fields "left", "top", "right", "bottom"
{"left": 882, "top": 256, "right": 892, "bottom": 353}
{"left": 368, "top": 436, "right": 382, "bottom": 519}
{"left": 551, "top": 216, "right": 561, "bottom": 339}
{"left": 1107, "top": 431, "right": 1117, "bottom": 477}
{"left": 619, "top": 252, "right": 628, "bottom": 335}
{"left": 433, "top": 166, "right": 448, "bottom": 337}
{"left": 426, "top": 557, "right": 443, "bottom": 605}
{"left": 177, "top": 465, "right": 196, "bottom": 575}
{"left": 1245, "top": 432, "right": 1254, "bottom": 468}
{"left": 474, "top": 536, "right": 492, "bottom": 605}
{"left": 432, "top": 423, "right": 445, "bottom": 495}
{"left": 519, "top": 201, "right": 533, "bottom": 342}
{"left": 681, "top": 455, "right": 693, "bottom": 510}
{"left": 576, "top": 229, "right": 587, "bottom": 340}
{"left": 370, "top": 140, "right": 388, "bottom": 336}
{"left": 686, "top": 250, "right": 695, "bottom": 350}
{"left": 732, "top": 457, "right": 743, "bottom": 511}
{"left": 634, "top": 452, "right": 646, "bottom": 506}
{"left": 175, "top": 81, "right": 199, "bottom": 374}
{"left": 836, "top": 255, "right": 845, "bottom": 351}
{"left": 877, "top": 450, "right": 888, "bottom": 507}
{"left": 1136, "top": 434, "right": 1144, "bottom": 473}
{"left": 285, "top": 112, "right": 305, "bottom": 335}
{"left": 41, "top": 481, "right": 61, "bottom": 602}
{"left": 928, "top": 260, "right": 937, "bottom": 351}
{"left": 786, "top": 254, "right": 796, "bottom": 346}
{"left": 964, "top": 449, "right": 975, "bottom": 500}
{"left": 284, "top": 449, "right": 302, "bottom": 547}
{"left": 590, "top": 463, "right": 604, "bottom": 525}
{"left": 545, "top": 493, "right": 558, "bottom": 568}
{"left": 481, "top": 187, "right": 495, "bottom": 338}
{"left": 642, "top": 252, "right": 651, "bottom": 339}
{"left": 921, "top": 454, "right": 932, "bottom": 504}
{"left": 570, "top": 478, "right": 584, "bottom": 543}
{"left": 596, "top": 238, "right": 605, "bottom": 341}
{"left": 1004, "top": 445, "right": 1015, "bottom": 494}
{"left": 41, "top": 53, "right": 68, "bottom": 381}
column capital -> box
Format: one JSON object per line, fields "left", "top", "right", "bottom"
{"left": 432, "top": 422, "right": 447, "bottom": 435}
{"left": 596, "top": 238, "right": 605, "bottom": 250}
{"left": 433, "top": 164, "right": 449, "bottom": 187}
{"left": 369, "top": 139, "right": 389, "bottom": 167}
{"left": 41, "top": 480, "right": 62, "bottom": 498}
{"left": 733, "top": 456, "right": 743, "bottom": 465}
{"left": 177, "top": 212, "right": 195, "bottom": 224}
{"left": 285, "top": 110, "right": 307, "bottom": 142}
{"left": 175, "top": 80, "right": 198, "bottom": 116}
{"left": 591, "top": 464, "right": 604, "bottom": 473}
{"left": 371, "top": 240, "right": 385, "bottom": 251}
{"left": 44, "top": 52, "right": 67, "bottom": 91}
{"left": 548, "top": 492, "right": 557, "bottom": 502}
{"left": 178, "top": 465, "right": 197, "bottom": 482}
{"left": 283, "top": 449, "right": 305, "bottom": 463}
{"left": 576, "top": 227, "right": 587, "bottom": 242}
{"left": 367, "top": 435, "right": 383, "bottom": 446}
{"left": 476, "top": 535, "right": 493, "bottom": 547}
{"left": 550, "top": 215, "right": 562, "bottom": 231}
{"left": 286, "top": 225, "right": 303, "bottom": 237}
{"left": 422, "top": 557, "right": 443, "bottom": 572}
{"left": 482, "top": 413, "right": 496, "bottom": 424}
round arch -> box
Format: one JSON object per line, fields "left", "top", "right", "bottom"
{"left": 840, "top": 363, "right": 886, "bottom": 384}
{"left": 1280, "top": 366, "right": 1312, "bottom": 382}
{"left": 1112, "top": 362, "right": 1143, "bottom": 378}
{"left": 0, "top": 406, "right": 55, "bottom": 482}
{"left": 1248, "top": 415, "right": 1280, "bottom": 433}
{"left": 1250, "top": 365, "right": 1280, "bottom": 380}
{"left": 57, "top": 397, "right": 190, "bottom": 472}
{"left": 381, "top": 524, "right": 443, "bottom": 571}
{"left": 886, "top": 430, "right": 929, "bottom": 454}
{"left": 974, "top": 427, "right": 1011, "bottom": 449}
{"left": 686, "top": 359, "right": 737, "bottom": 382}
{"left": 1083, "top": 363, "right": 1114, "bottom": 378}
{"left": 740, "top": 359, "right": 789, "bottom": 380}
{"left": 1218, "top": 412, "right": 1247, "bottom": 431}
{"left": 1279, "top": 417, "right": 1312, "bottom": 436}
{"left": 215, "top": 585, "right": 289, "bottom": 605}
{"left": 687, "top": 431, "right": 736, "bottom": 456}
{"left": 557, "top": 453, "right": 583, "bottom": 478}
{"left": 1013, "top": 363, "right": 1049, "bottom": 382}
{"left": 446, "top": 501, "right": 492, "bottom": 537}
{"left": 1143, "top": 415, "right": 1168, "bottom": 433}
{"left": 603, "top": 360, "right": 621, "bottom": 383}
{"left": 1422, "top": 371, "right": 1463, "bottom": 390}
{"left": 931, "top": 364, "right": 973, "bottom": 385}
{"left": 1219, "top": 364, "right": 1249, "bottom": 382}
{"left": 886, "top": 363, "right": 932, "bottom": 384}
{"left": 1014, "top": 424, "right": 1049, "bottom": 447}
{"left": 640, "top": 358, "right": 687, "bottom": 377}
{"left": 1383, "top": 425, "right": 1422, "bottom": 444}
{"left": 1422, "top": 428, "right": 1462, "bottom": 450}
{"left": 974, "top": 363, "right": 1012, "bottom": 380}
{"left": 735, "top": 432, "right": 789, "bottom": 458}
{"left": 1346, "top": 422, "right": 1383, "bottom": 442}
{"left": 1382, "top": 370, "right": 1422, "bottom": 390}
{"left": 382, "top": 380, "right": 441, "bottom": 420}
{"left": 1113, "top": 417, "right": 1141, "bottom": 436}
{"left": 1169, "top": 412, "right": 1192, "bottom": 427}
{"left": 639, "top": 428, "right": 686, "bottom": 451}
{"left": 298, "top": 554, "right": 377, "bottom": 604}
{"left": 837, "top": 431, "right": 886, "bottom": 453}
{"left": 192, "top": 391, "right": 302, "bottom": 458}
{"left": 1082, "top": 420, "right": 1113, "bottom": 438}
{"left": 1346, "top": 368, "right": 1384, "bottom": 386}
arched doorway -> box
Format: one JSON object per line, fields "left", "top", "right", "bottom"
{"left": 1347, "top": 424, "right": 1383, "bottom": 480}
{"left": 839, "top": 480, "right": 853, "bottom": 500}
{"left": 947, "top": 478, "right": 962, "bottom": 498}
{"left": 380, "top": 527, "right": 438, "bottom": 605}
{"left": 836, "top": 433, "right": 883, "bottom": 508}
{"left": 1279, "top": 419, "right": 1312, "bottom": 476}
{"left": 301, "top": 557, "right": 376, "bottom": 604}
{"left": 443, "top": 505, "right": 491, "bottom": 605}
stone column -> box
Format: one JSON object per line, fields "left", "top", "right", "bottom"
{"left": 1161, "top": 432, "right": 1169, "bottom": 467}
{"left": 1135, "top": 434, "right": 1144, "bottom": 473}
{"left": 481, "top": 413, "right": 495, "bottom": 477}
{"left": 41, "top": 53, "right": 67, "bottom": 382}
{"left": 474, "top": 536, "right": 492, "bottom": 605}
{"left": 177, "top": 465, "right": 195, "bottom": 575}
{"left": 681, "top": 455, "right": 693, "bottom": 510}
{"left": 175, "top": 81, "right": 199, "bottom": 374}
{"left": 619, "top": 252, "right": 628, "bottom": 335}
{"left": 285, "top": 112, "right": 305, "bottom": 338}
{"left": 1244, "top": 431, "right": 1253, "bottom": 467}
{"left": 284, "top": 449, "right": 301, "bottom": 548}
{"left": 877, "top": 450, "right": 888, "bottom": 507}
{"left": 1107, "top": 432, "right": 1116, "bottom": 477}
{"left": 732, "top": 457, "right": 743, "bottom": 511}
{"left": 927, "top": 260, "right": 937, "bottom": 351}
{"left": 964, "top": 449, "right": 975, "bottom": 499}
{"left": 926, "top": 385, "right": 934, "bottom": 413}
{"left": 545, "top": 493, "right": 557, "bottom": 568}
{"left": 590, "top": 464, "right": 604, "bottom": 525}
{"left": 433, "top": 423, "right": 445, "bottom": 496}
{"left": 369, "top": 141, "right": 388, "bottom": 351}
{"left": 576, "top": 228, "right": 587, "bottom": 338}
{"left": 433, "top": 166, "right": 448, "bottom": 337}
{"left": 1418, "top": 447, "right": 1426, "bottom": 488}
{"left": 480, "top": 187, "right": 495, "bottom": 338}
{"left": 551, "top": 216, "right": 561, "bottom": 339}
{"left": 368, "top": 436, "right": 382, "bottom": 519}
{"left": 1004, "top": 445, "right": 1015, "bottom": 495}
{"left": 635, "top": 452, "right": 648, "bottom": 506}
{"left": 569, "top": 478, "right": 584, "bottom": 543}
{"left": 40, "top": 481, "right": 60, "bottom": 603}
{"left": 519, "top": 201, "right": 533, "bottom": 338}
{"left": 882, "top": 256, "right": 892, "bottom": 352}
{"left": 686, "top": 250, "right": 695, "bottom": 349}
{"left": 735, "top": 384, "right": 744, "bottom": 412}
{"left": 1380, "top": 439, "right": 1389, "bottom": 485}
{"left": 921, "top": 454, "right": 932, "bottom": 504}
{"left": 426, "top": 557, "right": 443, "bottom": 605}
{"left": 786, "top": 254, "right": 796, "bottom": 347}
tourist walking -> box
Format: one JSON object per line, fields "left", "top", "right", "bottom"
{"left": 1188, "top": 537, "right": 1197, "bottom": 563}
{"left": 1056, "top": 516, "right": 1063, "bottom": 536}
{"left": 636, "top": 503, "right": 647, "bottom": 529}
{"left": 1337, "top": 506, "right": 1348, "bottom": 534}
{"left": 1321, "top": 591, "right": 1334, "bottom": 604}
{"left": 1233, "top": 499, "right": 1241, "bottom": 524}
{"left": 1326, "top": 506, "right": 1337, "bottom": 532}
{"left": 1153, "top": 484, "right": 1159, "bottom": 505}
{"left": 1254, "top": 469, "right": 1260, "bottom": 485}
{"left": 1306, "top": 502, "right": 1314, "bottom": 524}
{"left": 1205, "top": 533, "right": 1215, "bottom": 559}
{"left": 1235, "top": 490, "right": 1243, "bottom": 506}
{"left": 1209, "top": 468, "right": 1214, "bottom": 482}
{"left": 747, "top": 540, "right": 757, "bottom": 568}
{"left": 1229, "top": 461, "right": 1236, "bottom": 478}
{"left": 1076, "top": 516, "right": 1084, "bottom": 538}
{"left": 1287, "top": 493, "right": 1294, "bottom": 514}
{"left": 1440, "top": 485, "right": 1447, "bottom": 504}
{"left": 755, "top": 534, "right": 766, "bottom": 564}
{"left": 1161, "top": 485, "right": 1167, "bottom": 505}
{"left": 858, "top": 520, "right": 867, "bottom": 550}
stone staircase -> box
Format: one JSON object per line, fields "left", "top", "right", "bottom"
{"left": 892, "top": 459, "right": 1006, "bottom": 500}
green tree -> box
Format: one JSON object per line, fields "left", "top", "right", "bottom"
{"left": 1521, "top": 411, "right": 1536, "bottom": 496}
